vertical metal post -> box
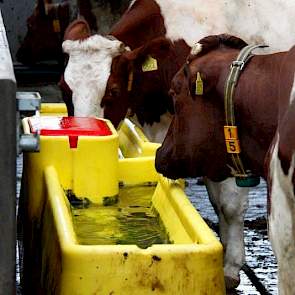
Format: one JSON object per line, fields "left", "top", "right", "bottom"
{"left": 0, "top": 10, "right": 16, "bottom": 295}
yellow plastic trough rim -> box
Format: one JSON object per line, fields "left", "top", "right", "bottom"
{"left": 45, "top": 165, "right": 222, "bottom": 255}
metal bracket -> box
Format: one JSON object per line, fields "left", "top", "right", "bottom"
{"left": 231, "top": 60, "right": 245, "bottom": 70}
{"left": 16, "top": 91, "right": 41, "bottom": 153}
{"left": 17, "top": 91, "right": 41, "bottom": 112}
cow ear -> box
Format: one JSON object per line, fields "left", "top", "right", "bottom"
{"left": 124, "top": 37, "right": 172, "bottom": 62}
{"left": 64, "top": 20, "right": 91, "bottom": 41}
{"left": 142, "top": 37, "right": 172, "bottom": 59}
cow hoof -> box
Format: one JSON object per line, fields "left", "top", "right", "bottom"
{"left": 224, "top": 275, "right": 240, "bottom": 290}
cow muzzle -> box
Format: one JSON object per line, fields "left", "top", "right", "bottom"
{"left": 155, "top": 147, "right": 194, "bottom": 180}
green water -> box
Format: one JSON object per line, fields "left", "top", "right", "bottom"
{"left": 70, "top": 185, "right": 170, "bottom": 248}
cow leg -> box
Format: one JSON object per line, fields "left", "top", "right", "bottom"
{"left": 268, "top": 140, "right": 295, "bottom": 295}
{"left": 204, "top": 177, "right": 249, "bottom": 289}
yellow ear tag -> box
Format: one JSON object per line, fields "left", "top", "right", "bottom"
{"left": 53, "top": 19, "right": 61, "bottom": 33}
{"left": 195, "top": 72, "right": 203, "bottom": 95}
{"left": 142, "top": 55, "right": 158, "bottom": 72}
{"left": 127, "top": 70, "right": 133, "bottom": 92}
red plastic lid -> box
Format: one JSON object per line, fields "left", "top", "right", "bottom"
{"left": 29, "top": 116, "right": 112, "bottom": 148}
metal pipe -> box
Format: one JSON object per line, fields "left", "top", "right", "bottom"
{"left": 0, "top": 10, "right": 16, "bottom": 295}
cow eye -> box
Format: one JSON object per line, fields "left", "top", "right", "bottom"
{"left": 110, "top": 86, "right": 120, "bottom": 97}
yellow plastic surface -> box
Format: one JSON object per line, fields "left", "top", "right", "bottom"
{"left": 40, "top": 103, "right": 68, "bottom": 116}
{"left": 118, "top": 118, "right": 160, "bottom": 157}
{"left": 21, "top": 103, "right": 225, "bottom": 294}
{"left": 22, "top": 117, "right": 119, "bottom": 204}
{"left": 40, "top": 167, "right": 225, "bottom": 294}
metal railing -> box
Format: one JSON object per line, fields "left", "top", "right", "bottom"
{"left": 0, "top": 9, "right": 16, "bottom": 295}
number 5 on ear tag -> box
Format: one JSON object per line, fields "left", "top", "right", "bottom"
{"left": 142, "top": 55, "right": 158, "bottom": 72}
{"left": 195, "top": 72, "right": 203, "bottom": 95}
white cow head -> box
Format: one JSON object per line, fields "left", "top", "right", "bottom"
{"left": 63, "top": 35, "right": 126, "bottom": 117}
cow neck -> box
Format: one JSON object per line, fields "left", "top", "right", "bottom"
{"left": 224, "top": 44, "right": 267, "bottom": 187}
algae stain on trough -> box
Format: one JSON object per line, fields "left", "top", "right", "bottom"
{"left": 103, "top": 195, "right": 119, "bottom": 206}
{"left": 67, "top": 185, "right": 171, "bottom": 248}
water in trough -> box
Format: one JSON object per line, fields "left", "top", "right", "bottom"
{"left": 70, "top": 185, "right": 170, "bottom": 248}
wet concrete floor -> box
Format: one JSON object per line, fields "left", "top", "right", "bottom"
{"left": 185, "top": 178, "right": 277, "bottom": 294}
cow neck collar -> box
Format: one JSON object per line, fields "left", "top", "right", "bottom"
{"left": 224, "top": 44, "right": 267, "bottom": 187}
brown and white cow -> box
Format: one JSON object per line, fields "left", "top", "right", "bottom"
{"left": 267, "top": 45, "right": 295, "bottom": 295}
{"left": 155, "top": 34, "right": 293, "bottom": 293}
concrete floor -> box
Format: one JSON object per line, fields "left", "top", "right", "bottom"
{"left": 186, "top": 178, "right": 277, "bottom": 294}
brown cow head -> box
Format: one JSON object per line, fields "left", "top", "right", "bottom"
{"left": 16, "top": 0, "right": 70, "bottom": 65}
{"left": 101, "top": 37, "right": 184, "bottom": 128}
{"left": 156, "top": 34, "right": 248, "bottom": 181}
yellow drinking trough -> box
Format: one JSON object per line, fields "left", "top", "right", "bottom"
{"left": 20, "top": 103, "right": 225, "bottom": 294}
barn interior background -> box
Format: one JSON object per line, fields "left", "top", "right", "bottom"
{"left": 0, "top": 0, "right": 131, "bottom": 61}
{"left": 0, "top": 0, "right": 133, "bottom": 103}
{"left": 0, "top": 1, "right": 279, "bottom": 294}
